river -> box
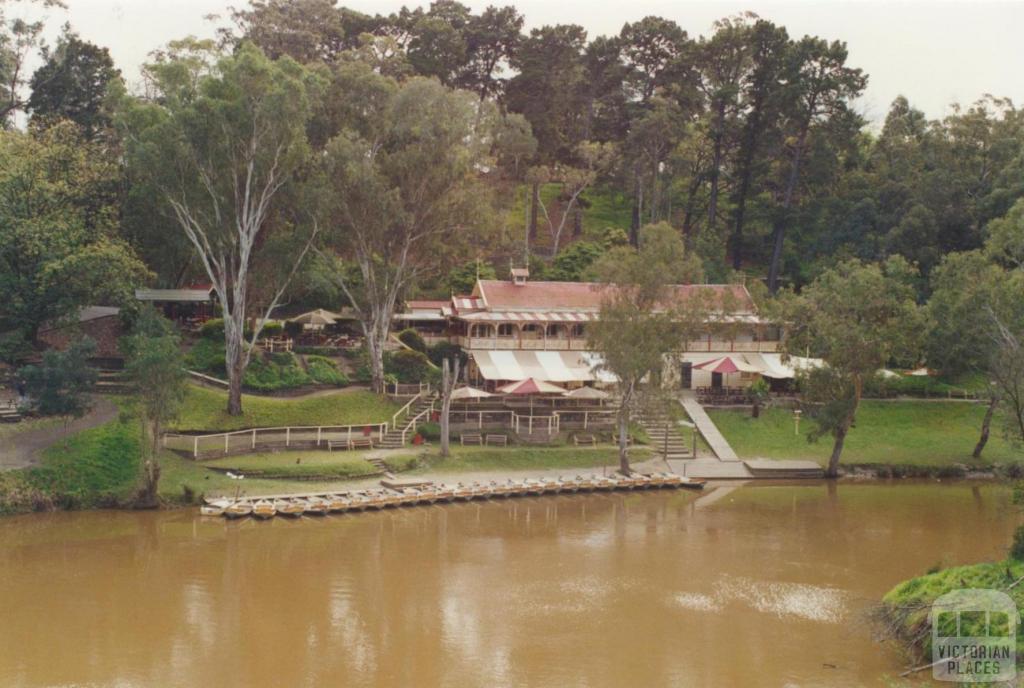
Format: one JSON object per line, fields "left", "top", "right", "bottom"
{"left": 0, "top": 481, "right": 1015, "bottom": 687}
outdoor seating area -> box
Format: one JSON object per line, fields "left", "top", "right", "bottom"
{"left": 695, "top": 386, "right": 753, "bottom": 406}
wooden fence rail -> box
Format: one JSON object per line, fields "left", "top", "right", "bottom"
{"left": 163, "top": 423, "right": 389, "bottom": 459}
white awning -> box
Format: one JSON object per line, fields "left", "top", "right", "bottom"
{"left": 757, "top": 353, "right": 824, "bottom": 379}
{"left": 469, "top": 350, "right": 616, "bottom": 383}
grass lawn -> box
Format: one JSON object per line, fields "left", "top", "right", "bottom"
{"left": 416, "top": 444, "right": 651, "bottom": 473}
{"left": 169, "top": 384, "right": 400, "bottom": 432}
{"left": 13, "top": 416, "right": 142, "bottom": 508}
{"left": 708, "top": 401, "right": 1023, "bottom": 465}
{"left": 883, "top": 559, "right": 1024, "bottom": 662}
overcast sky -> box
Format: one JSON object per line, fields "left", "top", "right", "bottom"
{"left": 35, "top": 0, "right": 1024, "bottom": 123}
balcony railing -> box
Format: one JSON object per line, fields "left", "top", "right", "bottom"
{"left": 455, "top": 335, "right": 779, "bottom": 353}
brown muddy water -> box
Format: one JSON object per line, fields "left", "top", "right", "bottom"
{"left": 0, "top": 481, "right": 1016, "bottom": 687}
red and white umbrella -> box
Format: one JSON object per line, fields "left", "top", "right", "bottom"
{"left": 497, "top": 378, "right": 566, "bottom": 395}
{"left": 497, "top": 378, "right": 565, "bottom": 415}
{"left": 693, "top": 355, "right": 761, "bottom": 375}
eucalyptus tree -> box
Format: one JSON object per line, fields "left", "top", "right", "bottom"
{"left": 119, "top": 43, "right": 322, "bottom": 415}
{"left": 766, "top": 37, "right": 866, "bottom": 292}
{"left": 319, "top": 67, "right": 489, "bottom": 393}
{"left": 0, "top": 122, "right": 149, "bottom": 353}
{"left": 728, "top": 19, "right": 789, "bottom": 269}
{"left": 456, "top": 5, "right": 523, "bottom": 102}
{"left": 27, "top": 32, "right": 120, "bottom": 138}
{"left": 0, "top": 0, "right": 65, "bottom": 125}
{"left": 786, "top": 258, "right": 924, "bottom": 477}
{"left": 587, "top": 222, "right": 707, "bottom": 473}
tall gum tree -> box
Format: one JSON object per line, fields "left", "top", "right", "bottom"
{"left": 120, "top": 43, "right": 322, "bottom": 415}
{"left": 785, "top": 257, "right": 924, "bottom": 477}
{"left": 320, "top": 67, "right": 489, "bottom": 393}
{"left": 587, "top": 222, "right": 707, "bottom": 473}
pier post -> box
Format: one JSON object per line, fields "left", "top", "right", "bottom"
{"left": 317, "top": 427, "right": 322, "bottom": 446}
{"left": 194, "top": 436, "right": 198, "bottom": 459}
{"left": 286, "top": 428, "right": 290, "bottom": 446}
{"left": 224, "top": 434, "right": 229, "bottom": 453}
{"left": 252, "top": 429, "right": 256, "bottom": 449}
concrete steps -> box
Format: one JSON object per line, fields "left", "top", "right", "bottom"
{"left": 379, "top": 397, "right": 436, "bottom": 448}
{"left": 638, "top": 413, "right": 693, "bottom": 460}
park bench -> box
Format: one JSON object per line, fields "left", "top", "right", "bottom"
{"left": 328, "top": 437, "right": 374, "bottom": 451}
{"left": 573, "top": 433, "right": 597, "bottom": 446}
{"left": 461, "top": 433, "right": 482, "bottom": 446}
{"left": 485, "top": 434, "right": 508, "bottom": 446}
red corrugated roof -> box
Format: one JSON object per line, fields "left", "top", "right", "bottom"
{"left": 473, "top": 280, "right": 755, "bottom": 312}
{"left": 405, "top": 300, "right": 450, "bottom": 309}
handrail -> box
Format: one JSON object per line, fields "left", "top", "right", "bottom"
{"left": 163, "top": 422, "right": 389, "bottom": 459}
{"left": 401, "top": 399, "right": 437, "bottom": 444}
{"left": 390, "top": 391, "right": 423, "bottom": 430}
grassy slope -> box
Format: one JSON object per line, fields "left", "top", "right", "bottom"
{"left": 170, "top": 384, "right": 400, "bottom": 432}
{"left": 416, "top": 445, "right": 651, "bottom": 472}
{"left": 506, "top": 183, "right": 632, "bottom": 246}
{"left": 883, "top": 560, "right": 1024, "bottom": 661}
{"left": 708, "top": 401, "right": 1023, "bottom": 465}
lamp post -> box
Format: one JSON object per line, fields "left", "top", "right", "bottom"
{"left": 793, "top": 409, "right": 802, "bottom": 436}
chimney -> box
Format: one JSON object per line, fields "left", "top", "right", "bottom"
{"left": 510, "top": 267, "right": 529, "bottom": 286}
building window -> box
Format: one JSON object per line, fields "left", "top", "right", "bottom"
{"left": 546, "top": 324, "right": 565, "bottom": 338}
{"left": 571, "top": 323, "right": 586, "bottom": 338}
{"left": 497, "top": 323, "right": 516, "bottom": 337}
{"left": 522, "top": 323, "right": 541, "bottom": 338}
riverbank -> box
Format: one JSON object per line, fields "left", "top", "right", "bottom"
{"left": 708, "top": 401, "right": 1024, "bottom": 467}
{"left": 879, "top": 559, "right": 1024, "bottom": 668}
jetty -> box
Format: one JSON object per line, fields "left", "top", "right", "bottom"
{"left": 201, "top": 472, "right": 705, "bottom": 519}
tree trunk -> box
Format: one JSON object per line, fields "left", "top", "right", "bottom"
{"left": 707, "top": 104, "right": 726, "bottom": 235}
{"left": 767, "top": 129, "right": 809, "bottom": 292}
{"left": 440, "top": 358, "right": 459, "bottom": 459}
{"left": 224, "top": 318, "right": 245, "bottom": 416}
{"left": 751, "top": 399, "right": 760, "bottom": 419}
{"left": 630, "top": 172, "right": 642, "bottom": 247}
{"left": 529, "top": 182, "right": 539, "bottom": 241}
{"left": 973, "top": 393, "right": 999, "bottom": 459}
{"left": 617, "top": 409, "right": 631, "bottom": 475}
{"left": 826, "top": 422, "right": 848, "bottom": 479}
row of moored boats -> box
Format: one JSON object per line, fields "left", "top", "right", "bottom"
{"left": 202, "top": 472, "right": 705, "bottom": 519}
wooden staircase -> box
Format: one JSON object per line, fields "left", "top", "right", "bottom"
{"left": 379, "top": 394, "right": 437, "bottom": 449}
{"left": 638, "top": 408, "right": 693, "bottom": 460}
{"left": 0, "top": 400, "right": 22, "bottom": 423}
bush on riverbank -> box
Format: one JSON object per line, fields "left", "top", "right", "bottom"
{"left": 709, "top": 401, "right": 1022, "bottom": 465}
{"left": 0, "top": 416, "right": 142, "bottom": 514}
{"left": 880, "top": 560, "right": 1024, "bottom": 665}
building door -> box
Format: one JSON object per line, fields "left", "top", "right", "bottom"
{"left": 680, "top": 362, "right": 692, "bottom": 389}
{"left": 711, "top": 372, "right": 723, "bottom": 390}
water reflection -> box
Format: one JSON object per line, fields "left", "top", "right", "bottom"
{"left": 0, "top": 482, "right": 1014, "bottom": 687}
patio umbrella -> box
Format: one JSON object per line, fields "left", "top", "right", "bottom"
{"left": 497, "top": 378, "right": 566, "bottom": 415}
{"left": 565, "top": 386, "right": 610, "bottom": 400}
{"left": 450, "top": 386, "right": 494, "bottom": 401}
{"left": 497, "top": 378, "right": 566, "bottom": 395}
{"left": 289, "top": 309, "right": 338, "bottom": 328}
{"left": 688, "top": 358, "right": 761, "bottom": 372}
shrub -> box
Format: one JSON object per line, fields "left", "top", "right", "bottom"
{"left": 397, "top": 328, "right": 428, "bottom": 353}
{"left": 284, "top": 320, "right": 303, "bottom": 338}
{"left": 185, "top": 338, "right": 227, "bottom": 376}
{"left": 199, "top": 318, "right": 224, "bottom": 340}
{"left": 417, "top": 421, "right": 442, "bottom": 440}
{"left": 243, "top": 352, "right": 311, "bottom": 391}
{"left": 259, "top": 321, "right": 284, "bottom": 338}
{"left": 427, "top": 341, "right": 466, "bottom": 368}
{"left": 385, "top": 349, "right": 433, "bottom": 383}
{"left": 306, "top": 355, "right": 348, "bottom": 386}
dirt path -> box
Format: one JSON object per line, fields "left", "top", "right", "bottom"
{"left": 0, "top": 397, "right": 119, "bottom": 470}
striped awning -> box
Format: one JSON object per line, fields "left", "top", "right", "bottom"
{"left": 470, "top": 350, "right": 615, "bottom": 383}
{"left": 453, "top": 297, "right": 484, "bottom": 311}
{"left": 459, "top": 311, "right": 596, "bottom": 323}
